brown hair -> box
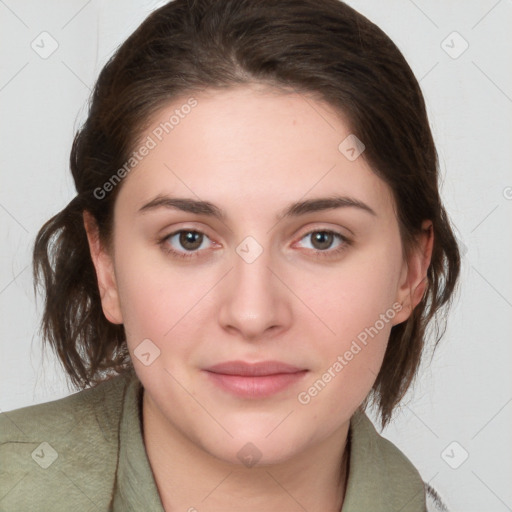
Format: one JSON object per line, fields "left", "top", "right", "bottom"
{"left": 33, "top": 0, "right": 460, "bottom": 427}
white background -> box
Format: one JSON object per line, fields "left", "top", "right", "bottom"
{"left": 1, "top": 1, "right": 511, "bottom": 510}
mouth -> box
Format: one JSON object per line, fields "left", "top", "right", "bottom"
{"left": 203, "top": 360, "right": 308, "bottom": 398}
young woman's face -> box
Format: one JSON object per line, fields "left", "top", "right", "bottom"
{"left": 90, "top": 85, "right": 427, "bottom": 465}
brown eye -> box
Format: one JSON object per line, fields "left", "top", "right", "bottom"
{"left": 161, "top": 230, "right": 213, "bottom": 259}
{"left": 310, "top": 231, "right": 335, "bottom": 250}
{"left": 295, "top": 229, "right": 352, "bottom": 259}
{"left": 178, "top": 231, "right": 204, "bottom": 251}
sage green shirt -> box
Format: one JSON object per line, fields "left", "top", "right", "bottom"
{"left": 1, "top": 369, "right": 428, "bottom": 511}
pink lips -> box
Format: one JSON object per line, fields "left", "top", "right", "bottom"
{"left": 203, "top": 360, "right": 308, "bottom": 398}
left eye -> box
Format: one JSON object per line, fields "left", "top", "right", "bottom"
{"left": 296, "top": 230, "right": 348, "bottom": 252}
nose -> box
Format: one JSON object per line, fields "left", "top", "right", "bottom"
{"left": 217, "top": 241, "right": 292, "bottom": 341}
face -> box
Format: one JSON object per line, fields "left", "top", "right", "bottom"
{"left": 85, "top": 84, "right": 431, "bottom": 466}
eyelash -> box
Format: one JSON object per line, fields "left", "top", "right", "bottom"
{"left": 158, "top": 229, "right": 352, "bottom": 261}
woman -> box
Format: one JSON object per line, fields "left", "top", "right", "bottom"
{"left": 0, "top": 0, "right": 460, "bottom": 510}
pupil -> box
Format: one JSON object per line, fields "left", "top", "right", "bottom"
{"left": 180, "top": 231, "right": 202, "bottom": 250}
{"left": 313, "top": 232, "right": 332, "bottom": 250}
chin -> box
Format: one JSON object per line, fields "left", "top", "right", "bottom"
{"left": 201, "top": 428, "right": 306, "bottom": 468}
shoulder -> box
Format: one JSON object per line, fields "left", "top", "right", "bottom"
{"left": 0, "top": 370, "right": 134, "bottom": 511}
{"left": 0, "top": 371, "right": 131, "bottom": 441}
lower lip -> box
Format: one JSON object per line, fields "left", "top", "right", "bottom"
{"left": 203, "top": 370, "right": 308, "bottom": 398}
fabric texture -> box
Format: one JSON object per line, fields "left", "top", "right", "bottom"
{"left": 1, "top": 369, "right": 447, "bottom": 511}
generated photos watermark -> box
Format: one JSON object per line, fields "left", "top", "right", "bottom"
{"left": 93, "top": 97, "right": 198, "bottom": 200}
{"left": 297, "top": 301, "right": 403, "bottom": 405}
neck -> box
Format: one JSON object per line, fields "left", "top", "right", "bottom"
{"left": 142, "top": 389, "right": 351, "bottom": 512}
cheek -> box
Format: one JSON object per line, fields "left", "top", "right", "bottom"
{"left": 300, "top": 245, "right": 401, "bottom": 340}
{"left": 292, "top": 244, "right": 401, "bottom": 404}
{"left": 296, "top": 307, "right": 393, "bottom": 426}
{"left": 113, "top": 244, "right": 218, "bottom": 361}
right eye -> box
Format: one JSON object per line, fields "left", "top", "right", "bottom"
{"left": 159, "top": 230, "right": 215, "bottom": 259}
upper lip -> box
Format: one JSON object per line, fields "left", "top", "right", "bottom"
{"left": 205, "top": 360, "right": 306, "bottom": 376}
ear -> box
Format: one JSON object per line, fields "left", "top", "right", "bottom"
{"left": 83, "top": 210, "right": 123, "bottom": 325}
{"left": 392, "top": 220, "right": 434, "bottom": 326}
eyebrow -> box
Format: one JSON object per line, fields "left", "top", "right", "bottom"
{"left": 137, "top": 194, "right": 377, "bottom": 220}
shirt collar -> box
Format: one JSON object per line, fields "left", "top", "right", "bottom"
{"left": 111, "top": 371, "right": 426, "bottom": 511}
{"left": 111, "top": 371, "right": 165, "bottom": 511}
{"left": 341, "top": 410, "right": 426, "bottom": 511}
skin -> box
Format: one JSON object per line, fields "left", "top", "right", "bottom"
{"left": 84, "top": 84, "right": 433, "bottom": 511}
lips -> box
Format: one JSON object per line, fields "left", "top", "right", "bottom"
{"left": 203, "top": 360, "right": 308, "bottom": 398}
{"left": 205, "top": 360, "right": 305, "bottom": 376}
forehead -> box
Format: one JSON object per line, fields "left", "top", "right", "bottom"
{"left": 115, "top": 85, "right": 395, "bottom": 221}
